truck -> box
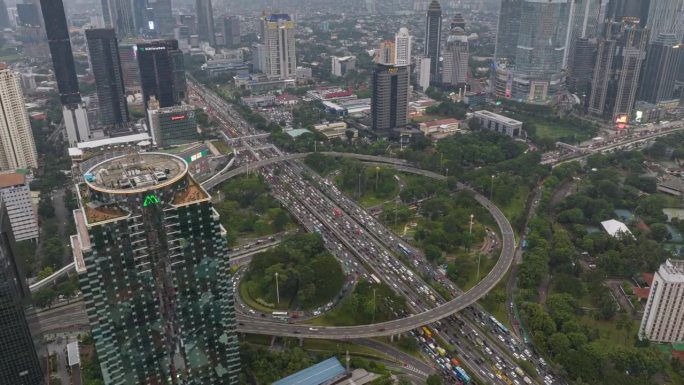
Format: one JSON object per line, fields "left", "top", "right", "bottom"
{"left": 428, "top": 343, "right": 436, "bottom": 351}
{"left": 451, "top": 358, "right": 460, "bottom": 367}
{"left": 523, "top": 376, "right": 532, "bottom": 384}
{"left": 436, "top": 347, "right": 446, "bottom": 356}
{"left": 515, "top": 367, "right": 525, "bottom": 377}
{"left": 421, "top": 326, "right": 432, "bottom": 339}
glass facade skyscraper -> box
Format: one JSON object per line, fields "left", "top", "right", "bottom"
{"left": 493, "top": 0, "right": 571, "bottom": 103}
{"left": 71, "top": 152, "right": 240, "bottom": 385}
{"left": 0, "top": 201, "right": 44, "bottom": 385}
{"left": 424, "top": 0, "right": 442, "bottom": 84}
{"left": 136, "top": 40, "right": 187, "bottom": 110}
{"left": 371, "top": 63, "right": 409, "bottom": 131}
{"left": 86, "top": 29, "right": 129, "bottom": 128}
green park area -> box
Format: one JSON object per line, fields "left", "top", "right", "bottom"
{"left": 241, "top": 233, "right": 345, "bottom": 311}
{"left": 210, "top": 140, "right": 233, "bottom": 155}
{"left": 308, "top": 279, "right": 407, "bottom": 326}
{"left": 214, "top": 175, "right": 294, "bottom": 246}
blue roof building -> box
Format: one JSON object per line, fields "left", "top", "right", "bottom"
{"left": 273, "top": 357, "right": 347, "bottom": 385}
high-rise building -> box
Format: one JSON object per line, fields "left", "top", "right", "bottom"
{"left": 196, "top": 0, "right": 215, "bottom": 46}
{"left": 101, "top": 0, "right": 137, "bottom": 36}
{"left": 589, "top": 20, "right": 649, "bottom": 121}
{"left": 147, "top": 103, "right": 199, "bottom": 146}
{"left": 0, "top": 173, "right": 39, "bottom": 241}
{"left": 567, "top": 37, "right": 597, "bottom": 95}
{"left": 0, "top": 67, "right": 38, "bottom": 170}
{"left": 646, "top": 0, "right": 684, "bottom": 43}
{"left": 86, "top": 28, "right": 129, "bottom": 128}
{"left": 0, "top": 201, "right": 43, "bottom": 385}
{"left": 41, "top": 0, "right": 92, "bottom": 144}
{"left": 418, "top": 57, "right": 431, "bottom": 91}
{"left": 376, "top": 40, "right": 396, "bottom": 65}
{"left": 179, "top": 14, "right": 197, "bottom": 36}
{"left": 394, "top": 27, "right": 412, "bottom": 66}
{"left": 40, "top": 0, "right": 81, "bottom": 106}
{"left": 639, "top": 259, "right": 684, "bottom": 343}
{"left": 371, "top": 63, "right": 409, "bottom": 131}
{"left": 493, "top": 0, "right": 571, "bottom": 103}
{"left": 450, "top": 12, "right": 466, "bottom": 30}
{"left": 136, "top": 39, "right": 187, "bottom": 109}
{"left": 71, "top": 152, "right": 241, "bottom": 385}
{"left": 223, "top": 16, "right": 240, "bottom": 47}
{"left": 0, "top": 0, "right": 10, "bottom": 29}
{"left": 260, "top": 13, "right": 296, "bottom": 79}
{"left": 331, "top": 56, "right": 356, "bottom": 77}
{"left": 16, "top": 3, "right": 42, "bottom": 27}
{"left": 118, "top": 41, "right": 141, "bottom": 94}
{"left": 638, "top": 33, "right": 683, "bottom": 104}
{"left": 149, "top": 0, "right": 173, "bottom": 37}
{"left": 424, "top": 0, "right": 442, "bottom": 83}
{"left": 442, "top": 29, "right": 468, "bottom": 86}
{"left": 606, "top": 0, "right": 650, "bottom": 26}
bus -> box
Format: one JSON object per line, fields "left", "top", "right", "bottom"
{"left": 398, "top": 244, "right": 412, "bottom": 256}
{"left": 490, "top": 316, "right": 509, "bottom": 335}
{"left": 370, "top": 274, "right": 381, "bottom": 284}
{"left": 421, "top": 326, "right": 432, "bottom": 339}
{"left": 453, "top": 366, "right": 471, "bottom": 383}
{"left": 272, "top": 311, "right": 289, "bottom": 321}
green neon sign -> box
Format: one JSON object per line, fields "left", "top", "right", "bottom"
{"left": 143, "top": 194, "right": 159, "bottom": 207}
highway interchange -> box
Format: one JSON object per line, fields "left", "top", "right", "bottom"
{"left": 190, "top": 80, "right": 559, "bottom": 385}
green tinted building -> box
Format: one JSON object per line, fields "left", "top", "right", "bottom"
{"left": 71, "top": 152, "right": 239, "bottom": 384}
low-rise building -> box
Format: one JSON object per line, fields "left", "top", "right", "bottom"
{"left": 0, "top": 173, "right": 39, "bottom": 241}
{"left": 472, "top": 110, "right": 523, "bottom": 137}
{"left": 242, "top": 95, "right": 276, "bottom": 108}
{"left": 331, "top": 56, "right": 356, "bottom": 77}
{"left": 314, "top": 122, "right": 356, "bottom": 140}
{"left": 639, "top": 259, "right": 684, "bottom": 343}
{"left": 419, "top": 118, "right": 461, "bottom": 138}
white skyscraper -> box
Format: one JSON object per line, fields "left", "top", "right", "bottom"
{"left": 442, "top": 31, "right": 469, "bottom": 85}
{"left": 639, "top": 259, "right": 684, "bottom": 343}
{"left": 260, "top": 13, "right": 296, "bottom": 79}
{"left": 395, "top": 27, "right": 413, "bottom": 66}
{"left": 0, "top": 67, "right": 38, "bottom": 170}
{"left": 418, "top": 57, "right": 431, "bottom": 91}
{"left": 0, "top": 173, "right": 39, "bottom": 241}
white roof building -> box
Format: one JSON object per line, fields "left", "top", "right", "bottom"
{"left": 600, "top": 219, "right": 633, "bottom": 238}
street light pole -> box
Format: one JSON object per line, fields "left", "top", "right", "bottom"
{"left": 372, "top": 288, "right": 376, "bottom": 324}
{"left": 375, "top": 167, "right": 380, "bottom": 191}
{"left": 469, "top": 214, "right": 474, "bottom": 234}
{"left": 275, "top": 272, "right": 280, "bottom": 305}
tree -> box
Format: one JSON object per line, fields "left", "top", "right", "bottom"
{"left": 32, "top": 287, "right": 56, "bottom": 307}
{"left": 37, "top": 266, "right": 54, "bottom": 280}
{"left": 649, "top": 223, "right": 670, "bottom": 242}
{"left": 426, "top": 374, "right": 443, "bottom": 385}
{"left": 424, "top": 244, "right": 442, "bottom": 262}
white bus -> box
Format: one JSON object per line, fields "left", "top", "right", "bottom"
{"left": 370, "top": 274, "right": 381, "bottom": 284}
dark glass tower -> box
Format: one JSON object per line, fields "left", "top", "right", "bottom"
{"left": 638, "top": 34, "right": 683, "bottom": 104}
{"left": 0, "top": 202, "right": 44, "bottom": 385}
{"left": 0, "top": 0, "right": 11, "bottom": 29}
{"left": 223, "top": 16, "right": 240, "bottom": 47}
{"left": 86, "top": 29, "right": 129, "bottom": 128}
{"left": 40, "top": 0, "right": 82, "bottom": 106}
{"left": 424, "top": 0, "right": 442, "bottom": 84}
{"left": 196, "top": 0, "right": 215, "bottom": 46}
{"left": 71, "top": 152, "right": 240, "bottom": 385}
{"left": 371, "top": 63, "right": 409, "bottom": 131}
{"left": 136, "top": 39, "right": 187, "bottom": 110}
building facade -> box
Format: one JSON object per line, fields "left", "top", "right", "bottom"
{"left": 147, "top": 104, "right": 199, "bottom": 147}
{"left": 493, "top": 0, "right": 571, "bottom": 104}
{"left": 86, "top": 29, "right": 129, "bottom": 128}
{"left": 0, "top": 68, "right": 38, "bottom": 170}
{"left": 375, "top": 40, "right": 396, "bottom": 65}
{"left": 418, "top": 57, "right": 431, "bottom": 91}
{"left": 394, "top": 27, "right": 412, "bottom": 66}
{"left": 149, "top": 0, "right": 174, "bottom": 37}
{"left": 441, "top": 30, "right": 468, "bottom": 86}
{"left": 567, "top": 37, "right": 597, "bottom": 95}
{"left": 40, "top": 0, "right": 81, "bottom": 106}
{"left": 639, "top": 259, "right": 684, "bottom": 343}
{"left": 196, "top": 0, "right": 215, "bottom": 45}
{"left": 71, "top": 152, "right": 240, "bottom": 385}
{"left": 371, "top": 63, "right": 409, "bottom": 131}
{"left": 223, "top": 16, "right": 240, "bottom": 47}
{"left": 646, "top": 0, "right": 684, "bottom": 43}
{"left": 136, "top": 40, "right": 187, "bottom": 109}
{"left": 118, "top": 41, "right": 141, "bottom": 94}
{"left": 0, "top": 201, "right": 43, "bottom": 385}
{"left": 638, "top": 34, "right": 683, "bottom": 104}
{"left": 260, "top": 13, "right": 296, "bottom": 79}
{"left": 472, "top": 110, "right": 523, "bottom": 137}
{"left": 424, "top": 0, "right": 442, "bottom": 83}
{"left": 331, "top": 56, "right": 356, "bottom": 77}
{"left": 0, "top": 174, "right": 39, "bottom": 242}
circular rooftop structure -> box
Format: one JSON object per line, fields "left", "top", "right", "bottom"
{"left": 84, "top": 152, "right": 189, "bottom": 194}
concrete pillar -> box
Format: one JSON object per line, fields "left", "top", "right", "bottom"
{"left": 270, "top": 336, "right": 276, "bottom": 347}
{"left": 299, "top": 337, "right": 304, "bottom": 347}
{"left": 390, "top": 334, "right": 394, "bottom": 342}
